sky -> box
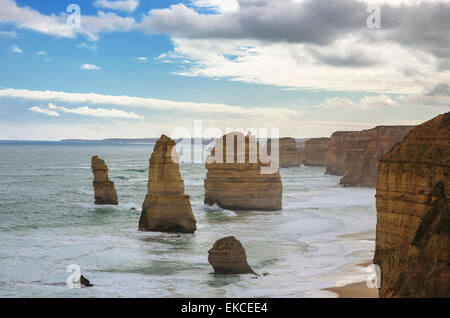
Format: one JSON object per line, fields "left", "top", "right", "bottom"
{"left": 0, "top": 0, "right": 449, "bottom": 140}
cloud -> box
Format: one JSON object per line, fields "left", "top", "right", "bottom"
{"left": 76, "top": 42, "right": 98, "bottom": 51}
{"left": 36, "top": 50, "right": 46, "bottom": 55}
{"left": 316, "top": 95, "right": 398, "bottom": 110}
{"left": 10, "top": 44, "right": 22, "bottom": 53}
{"left": 0, "top": 30, "right": 16, "bottom": 37}
{"left": 191, "top": 0, "right": 240, "bottom": 13}
{"left": 47, "top": 103, "right": 144, "bottom": 119}
{"left": 81, "top": 64, "right": 101, "bottom": 70}
{"left": 0, "top": 0, "right": 136, "bottom": 41}
{"left": 0, "top": 88, "right": 303, "bottom": 122}
{"left": 93, "top": 0, "right": 140, "bottom": 13}
{"left": 29, "top": 106, "right": 60, "bottom": 117}
{"left": 134, "top": 57, "right": 147, "bottom": 62}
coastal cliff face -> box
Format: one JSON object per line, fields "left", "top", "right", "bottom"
{"left": 373, "top": 113, "right": 450, "bottom": 298}
{"left": 208, "top": 236, "right": 256, "bottom": 275}
{"left": 204, "top": 132, "right": 282, "bottom": 211}
{"left": 91, "top": 156, "right": 118, "bottom": 205}
{"left": 267, "top": 137, "right": 303, "bottom": 168}
{"left": 139, "top": 135, "right": 196, "bottom": 233}
{"left": 303, "top": 138, "right": 329, "bottom": 166}
{"left": 340, "top": 126, "right": 414, "bottom": 187}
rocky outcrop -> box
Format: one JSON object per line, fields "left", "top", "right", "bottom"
{"left": 204, "top": 132, "right": 282, "bottom": 211}
{"left": 340, "top": 126, "right": 414, "bottom": 187}
{"left": 325, "top": 126, "right": 414, "bottom": 187}
{"left": 303, "top": 137, "right": 329, "bottom": 166}
{"left": 80, "top": 275, "right": 94, "bottom": 287}
{"left": 373, "top": 113, "right": 450, "bottom": 298}
{"left": 266, "top": 137, "right": 303, "bottom": 168}
{"left": 91, "top": 156, "right": 118, "bottom": 205}
{"left": 208, "top": 236, "right": 256, "bottom": 274}
{"left": 138, "top": 135, "right": 197, "bottom": 233}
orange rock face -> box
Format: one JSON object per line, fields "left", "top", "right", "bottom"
{"left": 204, "top": 132, "right": 283, "bottom": 211}
{"left": 139, "top": 135, "right": 197, "bottom": 233}
{"left": 303, "top": 137, "right": 329, "bottom": 166}
{"left": 325, "top": 126, "right": 414, "bottom": 187}
{"left": 374, "top": 113, "right": 450, "bottom": 297}
{"left": 267, "top": 137, "right": 303, "bottom": 168}
{"left": 91, "top": 156, "right": 118, "bottom": 205}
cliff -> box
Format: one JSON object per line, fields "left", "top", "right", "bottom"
{"left": 138, "top": 135, "right": 197, "bottom": 233}
{"left": 373, "top": 113, "right": 450, "bottom": 297}
{"left": 204, "top": 132, "right": 283, "bottom": 211}
{"left": 303, "top": 137, "right": 329, "bottom": 166}
{"left": 266, "top": 137, "right": 303, "bottom": 168}
{"left": 340, "top": 126, "right": 414, "bottom": 187}
{"left": 91, "top": 156, "right": 118, "bottom": 205}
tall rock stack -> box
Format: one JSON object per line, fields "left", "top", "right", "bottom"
{"left": 374, "top": 113, "right": 449, "bottom": 297}
{"left": 204, "top": 132, "right": 282, "bottom": 211}
{"left": 303, "top": 137, "right": 330, "bottom": 166}
{"left": 340, "top": 126, "right": 414, "bottom": 187}
{"left": 325, "top": 131, "right": 352, "bottom": 175}
{"left": 91, "top": 156, "right": 118, "bottom": 205}
{"left": 267, "top": 137, "right": 303, "bottom": 168}
{"left": 139, "top": 135, "right": 197, "bottom": 233}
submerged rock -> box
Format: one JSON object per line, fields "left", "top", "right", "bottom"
{"left": 208, "top": 236, "right": 256, "bottom": 274}
{"left": 374, "top": 113, "right": 449, "bottom": 297}
{"left": 303, "top": 137, "right": 329, "bottom": 166}
{"left": 138, "top": 135, "right": 197, "bottom": 233}
{"left": 79, "top": 275, "right": 94, "bottom": 287}
{"left": 204, "top": 132, "right": 282, "bottom": 211}
{"left": 91, "top": 156, "right": 118, "bottom": 205}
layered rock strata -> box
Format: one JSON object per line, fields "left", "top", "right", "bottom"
{"left": 373, "top": 113, "right": 449, "bottom": 297}
{"left": 91, "top": 156, "right": 118, "bottom": 205}
{"left": 204, "top": 132, "right": 282, "bottom": 211}
{"left": 267, "top": 137, "right": 303, "bottom": 168}
{"left": 139, "top": 135, "right": 197, "bottom": 233}
{"left": 303, "top": 137, "right": 329, "bottom": 166}
{"left": 208, "top": 236, "right": 256, "bottom": 274}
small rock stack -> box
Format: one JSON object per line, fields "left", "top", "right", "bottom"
{"left": 139, "top": 135, "right": 197, "bottom": 233}
{"left": 208, "top": 236, "right": 255, "bottom": 274}
{"left": 91, "top": 156, "right": 118, "bottom": 205}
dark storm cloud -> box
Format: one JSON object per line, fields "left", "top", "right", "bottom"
{"left": 425, "top": 83, "right": 450, "bottom": 96}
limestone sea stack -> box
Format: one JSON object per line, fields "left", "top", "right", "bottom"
{"left": 373, "top": 113, "right": 449, "bottom": 297}
{"left": 91, "top": 156, "right": 118, "bottom": 205}
{"left": 302, "top": 137, "right": 329, "bottom": 166}
{"left": 208, "top": 236, "right": 256, "bottom": 274}
{"left": 204, "top": 132, "right": 282, "bottom": 211}
{"left": 267, "top": 137, "right": 303, "bottom": 167}
{"left": 138, "top": 135, "right": 197, "bottom": 233}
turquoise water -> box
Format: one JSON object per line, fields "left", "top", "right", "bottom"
{"left": 0, "top": 144, "right": 376, "bottom": 297}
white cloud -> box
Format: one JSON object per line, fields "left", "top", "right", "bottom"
{"left": 0, "top": 0, "right": 136, "bottom": 41}
{"left": 134, "top": 57, "right": 147, "bottom": 62}
{"left": 29, "top": 106, "right": 60, "bottom": 117}
{"left": 81, "top": 64, "right": 101, "bottom": 70}
{"left": 93, "top": 0, "right": 140, "bottom": 13}
{"left": 48, "top": 103, "right": 144, "bottom": 119}
{"left": 316, "top": 95, "right": 398, "bottom": 110}
{"left": 36, "top": 50, "right": 46, "bottom": 55}
{"left": 0, "top": 30, "right": 16, "bottom": 37}
{"left": 10, "top": 44, "right": 22, "bottom": 53}
{"left": 76, "top": 42, "right": 98, "bottom": 51}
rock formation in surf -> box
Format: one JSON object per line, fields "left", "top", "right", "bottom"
{"left": 325, "top": 126, "right": 414, "bottom": 187}
{"left": 373, "top": 113, "right": 449, "bottom": 297}
{"left": 138, "top": 134, "right": 197, "bottom": 233}
{"left": 302, "top": 137, "right": 329, "bottom": 166}
{"left": 266, "top": 137, "right": 303, "bottom": 168}
{"left": 204, "top": 132, "right": 282, "bottom": 211}
{"left": 208, "top": 236, "right": 256, "bottom": 274}
{"left": 91, "top": 156, "right": 118, "bottom": 205}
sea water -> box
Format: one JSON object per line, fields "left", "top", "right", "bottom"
{"left": 0, "top": 143, "right": 376, "bottom": 297}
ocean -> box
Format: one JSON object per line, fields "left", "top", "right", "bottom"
{"left": 0, "top": 143, "right": 376, "bottom": 297}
